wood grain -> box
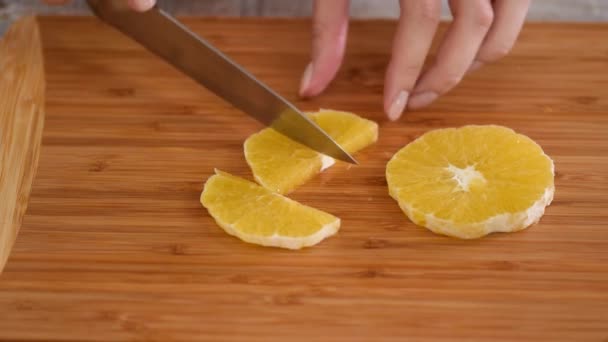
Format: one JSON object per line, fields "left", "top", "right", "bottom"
{"left": 0, "top": 17, "right": 44, "bottom": 273}
{"left": 0, "top": 17, "right": 607, "bottom": 342}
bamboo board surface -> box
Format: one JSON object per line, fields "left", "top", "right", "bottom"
{"left": 0, "top": 17, "right": 45, "bottom": 274}
{"left": 0, "top": 17, "right": 607, "bottom": 341}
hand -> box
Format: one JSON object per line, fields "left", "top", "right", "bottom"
{"left": 43, "top": 0, "right": 156, "bottom": 12}
{"left": 299, "top": 0, "right": 530, "bottom": 120}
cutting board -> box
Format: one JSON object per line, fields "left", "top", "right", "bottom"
{"left": 1, "top": 16, "right": 607, "bottom": 341}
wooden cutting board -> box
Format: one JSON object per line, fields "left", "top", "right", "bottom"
{"left": 1, "top": 16, "right": 607, "bottom": 341}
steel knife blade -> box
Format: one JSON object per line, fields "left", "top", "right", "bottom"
{"left": 86, "top": 0, "right": 357, "bottom": 164}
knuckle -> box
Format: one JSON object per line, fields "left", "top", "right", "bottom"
{"left": 417, "top": 0, "right": 441, "bottom": 24}
{"left": 398, "top": 65, "right": 425, "bottom": 91}
{"left": 480, "top": 42, "right": 514, "bottom": 62}
{"left": 312, "top": 21, "right": 329, "bottom": 41}
{"left": 473, "top": 2, "right": 494, "bottom": 29}
{"left": 403, "top": 64, "right": 423, "bottom": 77}
{"left": 386, "top": 60, "right": 422, "bottom": 91}
{"left": 401, "top": 62, "right": 425, "bottom": 76}
{"left": 401, "top": 0, "right": 440, "bottom": 25}
{"left": 440, "top": 72, "right": 463, "bottom": 91}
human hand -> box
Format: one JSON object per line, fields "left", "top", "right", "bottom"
{"left": 299, "top": 0, "right": 530, "bottom": 120}
{"left": 43, "top": 0, "right": 156, "bottom": 12}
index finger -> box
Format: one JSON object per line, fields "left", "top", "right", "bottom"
{"left": 384, "top": 0, "right": 441, "bottom": 120}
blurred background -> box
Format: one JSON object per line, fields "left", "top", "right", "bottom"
{"left": 2, "top": 0, "right": 608, "bottom": 34}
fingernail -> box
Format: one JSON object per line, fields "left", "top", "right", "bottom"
{"left": 408, "top": 91, "right": 438, "bottom": 109}
{"left": 387, "top": 90, "right": 408, "bottom": 121}
{"left": 299, "top": 63, "right": 313, "bottom": 97}
{"left": 129, "top": 0, "right": 155, "bottom": 12}
{"left": 468, "top": 61, "right": 483, "bottom": 73}
{"left": 142, "top": 0, "right": 156, "bottom": 10}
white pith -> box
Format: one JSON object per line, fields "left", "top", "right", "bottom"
{"left": 395, "top": 185, "right": 554, "bottom": 239}
{"left": 446, "top": 164, "right": 486, "bottom": 192}
{"left": 320, "top": 155, "right": 336, "bottom": 171}
{"left": 216, "top": 218, "right": 340, "bottom": 250}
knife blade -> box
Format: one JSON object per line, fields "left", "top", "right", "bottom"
{"left": 86, "top": 0, "right": 357, "bottom": 164}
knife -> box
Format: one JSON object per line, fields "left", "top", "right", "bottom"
{"left": 86, "top": 0, "right": 357, "bottom": 164}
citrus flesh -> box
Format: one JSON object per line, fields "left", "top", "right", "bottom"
{"left": 201, "top": 170, "right": 340, "bottom": 249}
{"left": 244, "top": 109, "right": 378, "bottom": 194}
{"left": 386, "top": 125, "right": 554, "bottom": 239}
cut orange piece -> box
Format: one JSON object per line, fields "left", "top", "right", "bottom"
{"left": 244, "top": 109, "right": 378, "bottom": 194}
{"left": 201, "top": 170, "right": 340, "bottom": 249}
{"left": 386, "top": 125, "right": 555, "bottom": 239}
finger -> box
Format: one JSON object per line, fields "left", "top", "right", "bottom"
{"left": 43, "top": 0, "right": 70, "bottom": 5}
{"left": 299, "top": 0, "right": 350, "bottom": 98}
{"left": 408, "top": 0, "right": 494, "bottom": 109}
{"left": 128, "top": 0, "right": 156, "bottom": 12}
{"left": 470, "top": 0, "right": 530, "bottom": 71}
{"left": 384, "top": 0, "right": 441, "bottom": 120}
